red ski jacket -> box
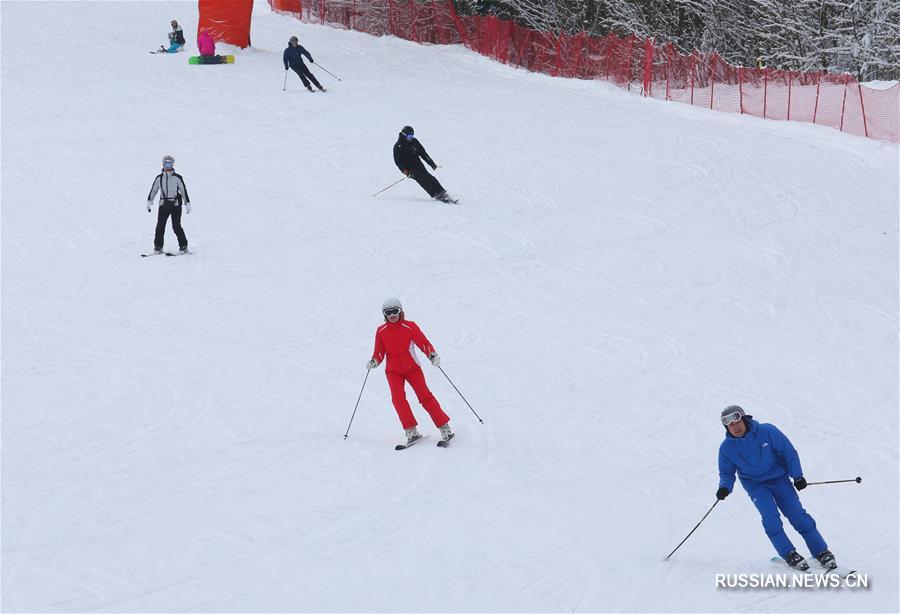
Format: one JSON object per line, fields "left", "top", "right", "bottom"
{"left": 372, "top": 318, "right": 436, "bottom": 374}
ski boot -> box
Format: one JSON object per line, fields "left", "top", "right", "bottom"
{"left": 403, "top": 426, "right": 422, "bottom": 446}
{"left": 439, "top": 423, "right": 454, "bottom": 443}
{"left": 815, "top": 549, "right": 837, "bottom": 570}
{"left": 154, "top": 247, "right": 164, "bottom": 255}
{"left": 785, "top": 550, "right": 810, "bottom": 571}
{"left": 435, "top": 190, "right": 458, "bottom": 204}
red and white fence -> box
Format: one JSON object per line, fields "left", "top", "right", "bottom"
{"left": 269, "top": 0, "right": 899, "bottom": 143}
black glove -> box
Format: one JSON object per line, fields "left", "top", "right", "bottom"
{"left": 794, "top": 477, "right": 807, "bottom": 491}
{"left": 716, "top": 487, "right": 730, "bottom": 500}
{"left": 430, "top": 163, "right": 437, "bottom": 171}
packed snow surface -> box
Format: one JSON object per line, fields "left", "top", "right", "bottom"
{"left": 2, "top": 1, "right": 898, "bottom": 612}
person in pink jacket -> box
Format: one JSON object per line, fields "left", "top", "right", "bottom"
{"left": 368, "top": 298, "right": 454, "bottom": 446}
{"left": 197, "top": 29, "right": 216, "bottom": 57}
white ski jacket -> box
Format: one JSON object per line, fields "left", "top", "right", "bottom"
{"left": 147, "top": 171, "right": 190, "bottom": 205}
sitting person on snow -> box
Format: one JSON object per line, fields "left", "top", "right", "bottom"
{"left": 197, "top": 29, "right": 215, "bottom": 57}
{"left": 159, "top": 20, "right": 185, "bottom": 53}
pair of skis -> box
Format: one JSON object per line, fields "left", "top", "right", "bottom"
{"left": 395, "top": 433, "right": 454, "bottom": 451}
{"left": 141, "top": 250, "right": 192, "bottom": 258}
{"left": 770, "top": 556, "right": 857, "bottom": 579}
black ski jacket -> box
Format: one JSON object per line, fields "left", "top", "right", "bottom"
{"left": 393, "top": 134, "right": 436, "bottom": 175}
{"left": 283, "top": 44, "right": 314, "bottom": 69}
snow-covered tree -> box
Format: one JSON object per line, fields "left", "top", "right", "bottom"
{"left": 479, "top": 0, "right": 899, "bottom": 79}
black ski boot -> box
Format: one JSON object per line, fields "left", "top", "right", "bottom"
{"left": 785, "top": 550, "right": 810, "bottom": 571}
{"left": 815, "top": 549, "right": 837, "bottom": 570}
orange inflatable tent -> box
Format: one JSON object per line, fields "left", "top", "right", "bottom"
{"left": 269, "top": 0, "right": 302, "bottom": 12}
{"left": 198, "top": 0, "right": 253, "bottom": 48}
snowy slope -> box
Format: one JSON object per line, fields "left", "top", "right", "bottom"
{"left": 2, "top": 1, "right": 898, "bottom": 612}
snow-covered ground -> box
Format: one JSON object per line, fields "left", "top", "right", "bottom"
{"left": 863, "top": 80, "right": 899, "bottom": 90}
{"left": 2, "top": 1, "right": 898, "bottom": 612}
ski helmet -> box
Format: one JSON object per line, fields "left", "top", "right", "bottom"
{"left": 382, "top": 298, "right": 402, "bottom": 312}
{"left": 720, "top": 405, "right": 746, "bottom": 426}
{"left": 162, "top": 155, "right": 175, "bottom": 166}
{"left": 401, "top": 126, "right": 414, "bottom": 136}
{"left": 289, "top": 35, "right": 299, "bottom": 43}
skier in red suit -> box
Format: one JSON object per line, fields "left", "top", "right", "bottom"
{"left": 368, "top": 298, "right": 454, "bottom": 446}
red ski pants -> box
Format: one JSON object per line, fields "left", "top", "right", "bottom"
{"left": 386, "top": 368, "right": 449, "bottom": 430}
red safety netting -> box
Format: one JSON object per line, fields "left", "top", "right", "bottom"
{"left": 267, "top": 0, "right": 899, "bottom": 143}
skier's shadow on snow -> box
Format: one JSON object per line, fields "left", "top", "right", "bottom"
{"left": 383, "top": 197, "right": 450, "bottom": 205}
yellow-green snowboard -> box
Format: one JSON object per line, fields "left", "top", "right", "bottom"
{"left": 189, "top": 55, "right": 235, "bottom": 65}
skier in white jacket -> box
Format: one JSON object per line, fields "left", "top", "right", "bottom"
{"left": 146, "top": 155, "right": 191, "bottom": 254}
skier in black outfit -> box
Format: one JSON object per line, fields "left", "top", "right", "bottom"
{"left": 146, "top": 155, "right": 191, "bottom": 254}
{"left": 283, "top": 36, "right": 325, "bottom": 92}
{"left": 393, "top": 126, "right": 454, "bottom": 203}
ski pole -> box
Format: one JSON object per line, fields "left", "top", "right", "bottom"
{"left": 806, "top": 477, "right": 862, "bottom": 486}
{"left": 437, "top": 366, "right": 484, "bottom": 424}
{"left": 664, "top": 500, "right": 719, "bottom": 561}
{"left": 313, "top": 62, "right": 342, "bottom": 81}
{"left": 283, "top": 69, "right": 289, "bottom": 91}
{"left": 344, "top": 370, "right": 370, "bottom": 439}
{"left": 372, "top": 176, "right": 407, "bottom": 197}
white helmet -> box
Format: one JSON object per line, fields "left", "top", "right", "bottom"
{"left": 382, "top": 298, "right": 402, "bottom": 312}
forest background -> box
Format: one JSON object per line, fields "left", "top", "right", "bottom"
{"left": 454, "top": 0, "right": 900, "bottom": 80}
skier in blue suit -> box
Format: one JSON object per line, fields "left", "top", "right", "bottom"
{"left": 716, "top": 405, "right": 838, "bottom": 571}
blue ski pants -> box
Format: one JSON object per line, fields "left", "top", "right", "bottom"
{"left": 744, "top": 478, "right": 827, "bottom": 559}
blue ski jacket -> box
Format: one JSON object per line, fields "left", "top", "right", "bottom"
{"left": 718, "top": 419, "right": 803, "bottom": 491}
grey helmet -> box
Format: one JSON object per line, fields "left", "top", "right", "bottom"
{"left": 721, "top": 405, "right": 747, "bottom": 427}
{"left": 289, "top": 35, "right": 298, "bottom": 43}
{"left": 161, "top": 155, "right": 175, "bottom": 166}
{"left": 382, "top": 297, "right": 402, "bottom": 312}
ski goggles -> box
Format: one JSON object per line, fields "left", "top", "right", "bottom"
{"left": 383, "top": 308, "right": 401, "bottom": 317}
{"left": 163, "top": 161, "right": 174, "bottom": 169}
{"left": 721, "top": 411, "right": 744, "bottom": 426}
{"left": 403, "top": 133, "right": 415, "bottom": 141}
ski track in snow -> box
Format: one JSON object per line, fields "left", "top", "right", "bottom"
{"left": 2, "top": 1, "right": 898, "bottom": 612}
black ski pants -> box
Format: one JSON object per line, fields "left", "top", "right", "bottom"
{"left": 410, "top": 168, "right": 445, "bottom": 198}
{"left": 290, "top": 64, "right": 323, "bottom": 91}
{"left": 154, "top": 200, "right": 188, "bottom": 250}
